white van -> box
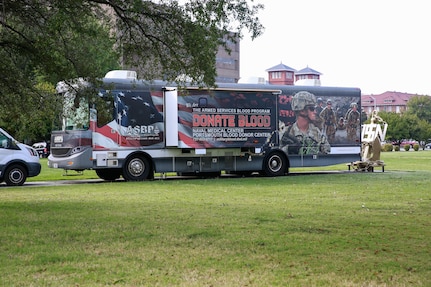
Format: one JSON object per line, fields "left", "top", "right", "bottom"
{"left": 0, "top": 128, "right": 41, "bottom": 186}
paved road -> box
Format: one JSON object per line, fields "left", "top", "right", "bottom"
{"left": 1, "top": 170, "right": 361, "bottom": 188}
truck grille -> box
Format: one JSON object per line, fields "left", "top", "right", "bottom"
{"left": 50, "top": 148, "right": 72, "bottom": 157}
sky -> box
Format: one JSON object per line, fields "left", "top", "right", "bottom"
{"left": 239, "top": 0, "right": 431, "bottom": 95}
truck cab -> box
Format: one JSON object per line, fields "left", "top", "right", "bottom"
{"left": 0, "top": 128, "right": 41, "bottom": 186}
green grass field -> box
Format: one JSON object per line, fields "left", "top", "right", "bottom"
{"left": 1, "top": 151, "right": 430, "bottom": 286}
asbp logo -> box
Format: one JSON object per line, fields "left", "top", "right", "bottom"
{"left": 126, "top": 125, "right": 159, "bottom": 136}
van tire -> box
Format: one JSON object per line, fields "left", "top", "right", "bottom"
{"left": 5, "top": 164, "right": 27, "bottom": 186}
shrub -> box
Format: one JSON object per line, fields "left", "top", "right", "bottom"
{"left": 394, "top": 145, "right": 400, "bottom": 151}
{"left": 404, "top": 144, "right": 410, "bottom": 151}
{"left": 413, "top": 144, "right": 420, "bottom": 151}
{"left": 382, "top": 143, "right": 393, "bottom": 152}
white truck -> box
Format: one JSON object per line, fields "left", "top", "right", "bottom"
{"left": 0, "top": 128, "right": 41, "bottom": 186}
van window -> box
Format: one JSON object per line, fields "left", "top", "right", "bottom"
{"left": 0, "top": 132, "right": 15, "bottom": 149}
{"left": 0, "top": 132, "right": 8, "bottom": 148}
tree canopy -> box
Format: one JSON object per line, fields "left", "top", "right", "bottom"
{"left": 377, "top": 109, "right": 431, "bottom": 145}
{"left": 406, "top": 95, "right": 431, "bottom": 124}
{"left": 0, "top": 0, "right": 264, "bottom": 141}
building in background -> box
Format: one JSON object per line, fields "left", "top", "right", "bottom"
{"left": 361, "top": 91, "right": 417, "bottom": 115}
{"left": 295, "top": 66, "right": 322, "bottom": 86}
{"left": 266, "top": 62, "right": 296, "bottom": 85}
{"left": 263, "top": 62, "right": 421, "bottom": 117}
{"left": 266, "top": 62, "right": 321, "bottom": 86}
{"left": 215, "top": 33, "right": 240, "bottom": 83}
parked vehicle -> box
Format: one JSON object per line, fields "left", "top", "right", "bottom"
{"left": 48, "top": 70, "right": 362, "bottom": 181}
{"left": 0, "top": 128, "right": 41, "bottom": 186}
{"left": 32, "top": 141, "right": 50, "bottom": 158}
{"left": 400, "top": 139, "right": 419, "bottom": 147}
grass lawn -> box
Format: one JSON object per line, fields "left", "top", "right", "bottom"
{"left": 1, "top": 151, "right": 430, "bottom": 286}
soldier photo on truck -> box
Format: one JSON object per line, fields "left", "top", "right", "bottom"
{"left": 319, "top": 99, "right": 337, "bottom": 143}
{"left": 345, "top": 102, "right": 361, "bottom": 142}
{"left": 279, "top": 91, "right": 330, "bottom": 155}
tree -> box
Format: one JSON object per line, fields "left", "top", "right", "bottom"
{"left": 406, "top": 95, "right": 431, "bottom": 145}
{"left": 110, "top": 0, "right": 263, "bottom": 85}
{"left": 406, "top": 95, "right": 431, "bottom": 124}
{"left": 0, "top": 0, "right": 263, "bottom": 142}
{"left": 377, "top": 111, "right": 431, "bottom": 146}
{"left": 0, "top": 80, "right": 62, "bottom": 143}
{"left": 1, "top": 1, "right": 120, "bottom": 140}
{"left": 375, "top": 112, "right": 403, "bottom": 142}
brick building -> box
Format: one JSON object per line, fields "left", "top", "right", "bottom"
{"left": 266, "top": 62, "right": 321, "bottom": 86}
{"left": 266, "top": 62, "right": 296, "bottom": 85}
{"left": 361, "top": 91, "right": 417, "bottom": 115}
{"left": 295, "top": 66, "right": 322, "bottom": 86}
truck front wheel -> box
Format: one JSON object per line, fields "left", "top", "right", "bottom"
{"left": 262, "top": 152, "right": 288, "bottom": 177}
{"left": 122, "top": 155, "right": 151, "bottom": 181}
{"left": 5, "top": 164, "right": 27, "bottom": 186}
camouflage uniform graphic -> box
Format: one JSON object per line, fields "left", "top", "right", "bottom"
{"left": 280, "top": 122, "right": 331, "bottom": 155}
{"left": 345, "top": 102, "right": 360, "bottom": 141}
{"left": 313, "top": 97, "right": 324, "bottom": 129}
{"left": 280, "top": 91, "right": 331, "bottom": 155}
{"left": 319, "top": 99, "right": 337, "bottom": 143}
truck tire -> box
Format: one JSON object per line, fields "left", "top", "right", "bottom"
{"left": 96, "top": 169, "right": 122, "bottom": 181}
{"left": 122, "top": 155, "right": 151, "bottom": 181}
{"left": 262, "top": 151, "right": 287, "bottom": 177}
{"left": 4, "top": 164, "right": 27, "bottom": 186}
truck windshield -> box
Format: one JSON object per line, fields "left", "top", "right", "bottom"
{"left": 59, "top": 86, "right": 114, "bottom": 131}
{"left": 62, "top": 90, "right": 90, "bottom": 130}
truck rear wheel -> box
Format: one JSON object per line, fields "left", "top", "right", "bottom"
{"left": 96, "top": 169, "right": 121, "bottom": 181}
{"left": 262, "top": 151, "right": 287, "bottom": 177}
{"left": 5, "top": 164, "right": 27, "bottom": 186}
{"left": 122, "top": 155, "right": 151, "bottom": 181}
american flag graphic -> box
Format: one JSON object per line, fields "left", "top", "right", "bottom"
{"left": 92, "top": 88, "right": 276, "bottom": 150}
